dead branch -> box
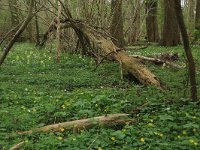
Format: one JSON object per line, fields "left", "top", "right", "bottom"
{"left": 10, "top": 142, "right": 25, "bottom": 150}
{"left": 17, "top": 114, "right": 133, "bottom": 134}
{"left": 131, "top": 55, "right": 185, "bottom": 69}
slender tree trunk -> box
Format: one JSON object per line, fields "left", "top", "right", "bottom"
{"left": 195, "top": 0, "right": 200, "bottom": 30}
{"left": 35, "top": 2, "right": 40, "bottom": 46}
{"left": 56, "top": 0, "right": 62, "bottom": 63}
{"left": 145, "top": 0, "right": 160, "bottom": 42}
{"left": 110, "top": 0, "right": 125, "bottom": 48}
{"left": 161, "top": 0, "right": 181, "bottom": 46}
{"left": 174, "top": 0, "right": 197, "bottom": 101}
{"left": 0, "top": 0, "right": 34, "bottom": 66}
{"left": 128, "top": 0, "right": 142, "bottom": 44}
{"left": 8, "top": 0, "right": 20, "bottom": 26}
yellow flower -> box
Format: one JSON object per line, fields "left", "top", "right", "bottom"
{"left": 182, "top": 130, "right": 187, "bottom": 135}
{"left": 61, "top": 104, "right": 65, "bottom": 109}
{"left": 154, "top": 132, "right": 163, "bottom": 137}
{"left": 98, "top": 147, "right": 103, "bottom": 150}
{"left": 57, "top": 136, "right": 63, "bottom": 140}
{"left": 189, "top": 139, "right": 198, "bottom": 145}
{"left": 192, "top": 116, "right": 197, "bottom": 119}
{"left": 177, "top": 135, "right": 181, "bottom": 139}
{"left": 140, "top": 137, "right": 145, "bottom": 142}
{"left": 60, "top": 128, "right": 65, "bottom": 132}
{"left": 193, "top": 128, "right": 197, "bottom": 132}
{"left": 147, "top": 123, "right": 154, "bottom": 127}
{"left": 111, "top": 137, "right": 116, "bottom": 141}
{"left": 21, "top": 106, "right": 26, "bottom": 110}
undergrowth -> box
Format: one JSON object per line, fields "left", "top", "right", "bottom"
{"left": 0, "top": 43, "right": 199, "bottom": 149}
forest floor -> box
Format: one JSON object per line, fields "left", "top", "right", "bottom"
{"left": 0, "top": 43, "right": 200, "bottom": 149}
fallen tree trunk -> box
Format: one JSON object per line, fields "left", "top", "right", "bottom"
{"left": 18, "top": 114, "right": 133, "bottom": 134}
{"left": 131, "top": 55, "right": 185, "bottom": 69}
{"left": 39, "top": 18, "right": 162, "bottom": 88}
{"left": 70, "top": 21, "right": 162, "bottom": 88}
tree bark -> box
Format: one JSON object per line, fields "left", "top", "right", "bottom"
{"left": 161, "top": 0, "right": 181, "bottom": 46}
{"left": 195, "top": 0, "right": 200, "bottom": 30}
{"left": 110, "top": 0, "right": 125, "bottom": 48}
{"left": 174, "top": 0, "right": 197, "bottom": 101}
{"left": 0, "top": 0, "right": 34, "bottom": 66}
{"left": 8, "top": 0, "right": 20, "bottom": 27}
{"left": 145, "top": 0, "right": 160, "bottom": 42}
{"left": 56, "top": 0, "right": 62, "bottom": 63}
{"left": 35, "top": 2, "right": 40, "bottom": 47}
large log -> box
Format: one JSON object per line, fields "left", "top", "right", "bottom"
{"left": 71, "top": 21, "right": 162, "bottom": 88}
{"left": 17, "top": 114, "right": 133, "bottom": 134}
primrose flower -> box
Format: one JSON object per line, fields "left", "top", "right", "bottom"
{"left": 57, "top": 136, "right": 63, "bottom": 140}
{"left": 147, "top": 123, "right": 154, "bottom": 127}
{"left": 154, "top": 132, "right": 163, "bottom": 137}
{"left": 61, "top": 104, "right": 65, "bottom": 109}
{"left": 60, "top": 128, "right": 65, "bottom": 132}
{"left": 140, "top": 137, "right": 145, "bottom": 142}
{"left": 111, "top": 137, "right": 116, "bottom": 141}
{"left": 193, "top": 128, "right": 197, "bottom": 132}
{"left": 192, "top": 116, "right": 197, "bottom": 119}
{"left": 182, "top": 130, "right": 187, "bottom": 135}
{"left": 189, "top": 139, "right": 198, "bottom": 146}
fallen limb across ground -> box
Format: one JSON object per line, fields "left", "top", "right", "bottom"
{"left": 10, "top": 141, "right": 25, "bottom": 150}
{"left": 17, "top": 114, "right": 134, "bottom": 134}
{"left": 131, "top": 55, "right": 185, "bottom": 69}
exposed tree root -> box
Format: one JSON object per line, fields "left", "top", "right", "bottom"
{"left": 17, "top": 114, "right": 133, "bottom": 134}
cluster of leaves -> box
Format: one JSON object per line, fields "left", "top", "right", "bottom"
{"left": 0, "top": 43, "right": 199, "bottom": 149}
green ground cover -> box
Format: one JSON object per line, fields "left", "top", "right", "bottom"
{"left": 0, "top": 43, "right": 200, "bottom": 149}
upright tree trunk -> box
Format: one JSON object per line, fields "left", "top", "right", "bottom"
{"left": 56, "top": 0, "right": 62, "bottom": 63}
{"left": 128, "top": 0, "right": 142, "bottom": 44}
{"left": 161, "top": 0, "right": 181, "bottom": 46}
{"left": 110, "top": 0, "right": 125, "bottom": 48}
{"left": 195, "top": 0, "right": 200, "bottom": 30}
{"left": 35, "top": 6, "right": 40, "bottom": 47}
{"left": 145, "top": 0, "right": 160, "bottom": 42}
{"left": 8, "top": 0, "right": 20, "bottom": 26}
{"left": 174, "top": 0, "right": 197, "bottom": 101}
{"left": 8, "top": 0, "right": 20, "bottom": 41}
